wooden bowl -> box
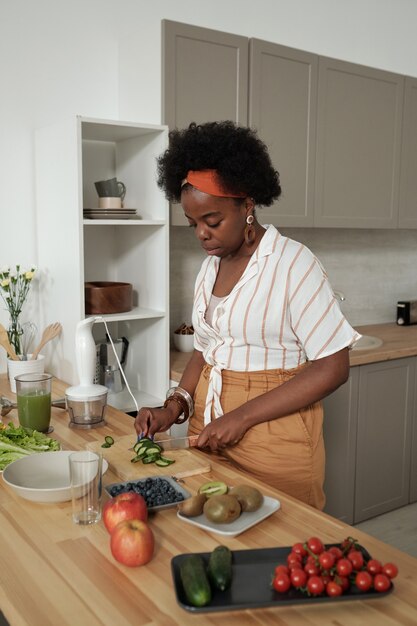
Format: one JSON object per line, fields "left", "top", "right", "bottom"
{"left": 84, "top": 281, "right": 133, "bottom": 314}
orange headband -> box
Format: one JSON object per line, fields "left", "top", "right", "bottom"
{"left": 181, "top": 169, "right": 246, "bottom": 198}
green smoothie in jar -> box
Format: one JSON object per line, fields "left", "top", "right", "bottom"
{"left": 17, "top": 391, "right": 51, "bottom": 432}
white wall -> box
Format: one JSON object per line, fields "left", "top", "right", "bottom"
{"left": 1, "top": 0, "right": 417, "bottom": 371}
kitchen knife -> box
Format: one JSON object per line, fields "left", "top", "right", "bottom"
{"left": 155, "top": 434, "right": 199, "bottom": 450}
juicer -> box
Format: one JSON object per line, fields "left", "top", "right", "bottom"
{"left": 65, "top": 318, "right": 108, "bottom": 428}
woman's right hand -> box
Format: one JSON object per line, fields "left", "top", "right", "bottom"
{"left": 134, "top": 405, "right": 179, "bottom": 438}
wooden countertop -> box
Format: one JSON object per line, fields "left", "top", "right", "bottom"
{"left": 1, "top": 375, "right": 417, "bottom": 624}
{"left": 171, "top": 323, "right": 417, "bottom": 380}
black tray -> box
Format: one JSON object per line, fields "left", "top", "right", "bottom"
{"left": 171, "top": 544, "right": 393, "bottom": 612}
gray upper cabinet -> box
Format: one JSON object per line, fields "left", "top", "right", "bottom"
{"left": 399, "top": 77, "right": 417, "bottom": 228}
{"left": 354, "top": 358, "right": 415, "bottom": 523}
{"left": 315, "top": 57, "right": 404, "bottom": 228}
{"left": 249, "top": 40, "right": 318, "bottom": 227}
{"left": 162, "top": 20, "right": 248, "bottom": 226}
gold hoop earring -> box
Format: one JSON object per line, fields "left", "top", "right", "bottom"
{"left": 244, "top": 214, "right": 255, "bottom": 246}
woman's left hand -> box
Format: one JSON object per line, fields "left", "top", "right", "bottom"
{"left": 197, "top": 412, "right": 248, "bottom": 451}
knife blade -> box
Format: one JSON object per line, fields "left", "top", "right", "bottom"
{"left": 155, "top": 434, "right": 199, "bottom": 450}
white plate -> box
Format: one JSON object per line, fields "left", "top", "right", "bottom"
{"left": 2, "top": 450, "right": 109, "bottom": 503}
{"left": 177, "top": 495, "right": 280, "bottom": 537}
{"left": 84, "top": 213, "right": 139, "bottom": 220}
{"left": 84, "top": 209, "right": 137, "bottom": 213}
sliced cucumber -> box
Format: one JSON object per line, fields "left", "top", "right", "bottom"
{"left": 142, "top": 454, "right": 161, "bottom": 464}
{"left": 144, "top": 445, "right": 162, "bottom": 456}
{"left": 104, "top": 435, "right": 114, "bottom": 446}
{"left": 155, "top": 456, "right": 175, "bottom": 467}
{"left": 101, "top": 442, "right": 111, "bottom": 448}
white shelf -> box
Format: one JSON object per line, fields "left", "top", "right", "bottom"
{"left": 107, "top": 387, "right": 163, "bottom": 414}
{"left": 36, "top": 116, "right": 170, "bottom": 411}
{"left": 83, "top": 219, "right": 165, "bottom": 226}
{"left": 86, "top": 307, "right": 165, "bottom": 323}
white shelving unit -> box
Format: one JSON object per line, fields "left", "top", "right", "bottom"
{"left": 36, "top": 116, "right": 169, "bottom": 412}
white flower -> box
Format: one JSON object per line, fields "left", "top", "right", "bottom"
{"left": 25, "top": 271, "right": 35, "bottom": 280}
{"left": 1, "top": 278, "right": 10, "bottom": 288}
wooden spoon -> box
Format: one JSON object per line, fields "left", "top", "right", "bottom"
{"left": 0, "top": 323, "right": 20, "bottom": 361}
{"left": 31, "top": 322, "right": 62, "bottom": 360}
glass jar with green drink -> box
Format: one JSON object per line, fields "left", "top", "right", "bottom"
{"left": 15, "top": 372, "right": 53, "bottom": 433}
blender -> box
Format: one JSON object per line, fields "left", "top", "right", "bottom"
{"left": 65, "top": 318, "right": 108, "bottom": 428}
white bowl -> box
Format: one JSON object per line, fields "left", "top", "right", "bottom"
{"left": 173, "top": 333, "right": 194, "bottom": 352}
{"left": 2, "top": 450, "right": 108, "bottom": 503}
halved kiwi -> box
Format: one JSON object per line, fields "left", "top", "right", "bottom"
{"left": 198, "top": 481, "right": 228, "bottom": 498}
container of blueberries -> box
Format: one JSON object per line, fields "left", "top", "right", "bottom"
{"left": 104, "top": 476, "right": 192, "bottom": 511}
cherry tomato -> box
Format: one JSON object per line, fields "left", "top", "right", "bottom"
{"left": 382, "top": 563, "right": 398, "bottom": 579}
{"left": 304, "top": 561, "right": 320, "bottom": 577}
{"left": 366, "top": 559, "right": 382, "bottom": 575}
{"left": 274, "top": 565, "right": 289, "bottom": 577}
{"left": 318, "top": 551, "right": 336, "bottom": 571}
{"left": 337, "top": 575, "right": 350, "bottom": 592}
{"left": 273, "top": 573, "right": 291, "bottom": 593}
{"left": 307, "top": 575, "right": 325, "bottom": 596}
{"left": 373, "top": 573, "right": 391, "bottom": 593}
{"left": 321, "top": 574, "right": 332, "bottom": 586}
{"left": 288, "top": 561, "right": 303, "bottom": 571}
{"left": 307, "top": 537, "right": 324, "bottom": 555}
{"left": 326, "top": 581, "right": 343, "bottom": 597}
{"left": 290, "top": 568, "right": 308, "bottom": 589}
{"left": 287, "top": 552, "right": 302, "bottom": 565}
{"left": 348, "top": 550, "right": 364, "bottom": 571}
{"left": 328, "top": 546, "right": 343, "bottom": 560}
{"left": 355, "top": 571, "right": 373, "bottom": 592}
{"left": 336, "top": 558, "right": 353, "bottom": 577}
{"left": 292, "top": 542, "right": 308, "bottom": 558}
{"left": 341, "top": 537, "right": 356, "bottom": 552}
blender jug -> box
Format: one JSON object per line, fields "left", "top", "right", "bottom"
{"left": 99, "top": 336, "right": 129, "bottom": 393}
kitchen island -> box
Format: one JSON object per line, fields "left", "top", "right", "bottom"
{"left": 1, "top": 374, "right": 417, "bottom": 625}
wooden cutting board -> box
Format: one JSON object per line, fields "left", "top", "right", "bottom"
{"left": 87, "top": 434, "right": 211, "bottom": 481}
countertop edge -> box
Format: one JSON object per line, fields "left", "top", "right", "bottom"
{"left": 171, "top": 322, "right": 417, "bottom": 381}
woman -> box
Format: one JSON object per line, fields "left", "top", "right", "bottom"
{"left": 135, "top": 121, "right": 360, "bottom": 510}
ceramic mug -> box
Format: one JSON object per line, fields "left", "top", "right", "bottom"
{"left": 94, "top": 178, "right": 126, "bottom": 199}
{"left": 98, "top": 197, "right": 122, "bottom": 209}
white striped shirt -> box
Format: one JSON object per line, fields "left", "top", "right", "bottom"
{"left": 192, "top": 225, "right": 360, "bottom": 425}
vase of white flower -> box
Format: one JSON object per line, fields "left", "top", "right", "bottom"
{"left": 0, "top": 265, "right": 43, "bottom": 392}
{"left": 0, "top": 264, "right": 36, "bottom": 357}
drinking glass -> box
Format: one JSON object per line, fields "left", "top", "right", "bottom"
{"left": 69, "top": 450, "right": 103, "bottom": 525}
{"left": 15, "top": 372, "right": 52, "bottom": 433}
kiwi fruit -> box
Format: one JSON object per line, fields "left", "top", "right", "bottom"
{"left": 228, "top": 485, "right": 264, "bottom": 512}
{"left": 203, "top": 494, "right": 241, "bottom": 524}
{"left": 177, "top": 493, "right": 207, "bottom": 517}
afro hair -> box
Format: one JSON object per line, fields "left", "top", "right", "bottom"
{"left": 156, "top": 121, "right": 281, "bottom": 206}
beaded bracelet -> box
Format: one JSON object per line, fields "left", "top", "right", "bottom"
{"left": 163, "top": 395, "right": 188, "bottom": 425}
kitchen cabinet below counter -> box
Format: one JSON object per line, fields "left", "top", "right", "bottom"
{"left": 323, "top": 356, "right": 416, "bottom": 524}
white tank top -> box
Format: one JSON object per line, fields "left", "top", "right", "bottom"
{"left": 205, "top": 294, "right": 225, "bottom": 327}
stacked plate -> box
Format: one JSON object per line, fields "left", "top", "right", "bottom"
{"left": 83, "top": 208, "right": 138, "bottom": 220}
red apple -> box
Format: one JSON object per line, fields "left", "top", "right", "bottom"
{"left": 103, "top": 492, "right": 147, "bottom": 534}
{"left": 110, "top": 519, "right": 154, "bottom": 567}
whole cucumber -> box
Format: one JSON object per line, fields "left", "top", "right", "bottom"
{"left": 207, "top": 545, "right": 233, "bottom": 591}
{"left": 179, "top": 555, "right": 212, "bottom": 607}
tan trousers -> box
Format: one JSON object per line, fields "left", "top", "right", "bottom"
{"left": 188, "top": 363, "right": 326, "bottom": 510}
